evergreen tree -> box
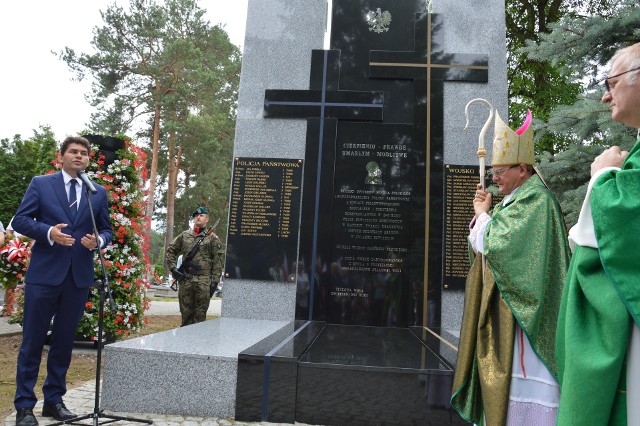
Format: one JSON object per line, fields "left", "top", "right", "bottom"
{"left": 0, "top": 127, "right": 58, "bottom": 224}
{"left": 58, "top": 0, "right": 240, "bottom": 239}
{"left": 520, "top": 0, "right": 639, "bottom": 226}
{"left": 154, "top": 4, "right": 240, "bottom": 250}
{"left": 505, "top": 0, "right": 618, "bottom": 155}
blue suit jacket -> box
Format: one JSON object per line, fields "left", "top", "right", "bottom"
{"left": 12, "top": 171, "right": 113, "bottom": 288}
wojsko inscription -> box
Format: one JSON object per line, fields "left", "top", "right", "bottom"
{"left": 225, "top": 158, "right": 303, "bottom": 281}
{"left": 443, "top": 165, "right": 480, "bottom": 290}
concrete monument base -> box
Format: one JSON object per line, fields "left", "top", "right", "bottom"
{"left": 100, "top": 317, "right": 289, "bottom": 417}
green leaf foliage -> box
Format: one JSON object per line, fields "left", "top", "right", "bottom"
{"left": 59, "top": 0, "right": 241, "bottom": 241}
{"left": 0, "top": 126, "right": 58, "bottom": 225}
{"left": 520, "top": 0, "right": 639, "bottom": 226}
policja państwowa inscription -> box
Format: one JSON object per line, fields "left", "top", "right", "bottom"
{"left": 225, "top": 158, "right": 302, "bottom": 282}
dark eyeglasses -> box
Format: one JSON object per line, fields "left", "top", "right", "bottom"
{"left": 488, "top": 165, "right": 519, "bottom": 177}
{"left": 603, "top": 66, "right": 640, "bottom": 93}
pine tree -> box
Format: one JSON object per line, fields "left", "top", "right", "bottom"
{"left": 505, "top": 0, "right": 618, "bottom": 155}
{"left": 0, "top": 127, "right": 58, "bottom": 224}
{"left": 58, "top": 0, "right": 240, "bottom": 240}
{"left": 520, "top": 0, "right": 640, "bottom": 227}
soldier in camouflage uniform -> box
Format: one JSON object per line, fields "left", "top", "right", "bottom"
{"left": 166, "top": 207, "right": 223, "bottom": 326}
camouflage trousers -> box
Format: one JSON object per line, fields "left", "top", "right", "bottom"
{"left": 178, "top": 275, "right": 212, "bottom": 327}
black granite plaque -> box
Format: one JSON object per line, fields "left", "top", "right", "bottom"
{"left": 225, "top": 158, "right": 303, "bottom": 282}
{"left": 443, "top": 165, "right": 478, "bottom": 290}
{"left": 330, "top": 1, "right": 489, "bottom": 330}
{"left": 443, "top": 165, "right": 500, "bottom": 290}
{"left": 329, "top": 121, "right": 415, "bottom": 326}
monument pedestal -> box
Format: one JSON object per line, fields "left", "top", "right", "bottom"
{"left": 100, "top": 318, "right": 289, "bottom": 417}
{"left": 236, "top": 321, "right": 469, "bottom": 425}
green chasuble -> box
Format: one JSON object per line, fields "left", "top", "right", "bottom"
{"left": 557, "top": 139, "right": 640, "bottom": 425}
{"left": 452, "top": 174, "right": 571, "bottom": 425}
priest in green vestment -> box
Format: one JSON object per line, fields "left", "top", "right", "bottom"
{"left": 556, "top": 42, "right": 640, "bottom": 426}
{"left": 451, "top": 110, "right": 571, "bottom": 425}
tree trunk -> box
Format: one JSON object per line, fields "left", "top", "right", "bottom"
{"left": 163, "top": 134, "right": 182, "bottom": 269}
{"left": 145, "top": 82, "right": 162, "bottom": 223}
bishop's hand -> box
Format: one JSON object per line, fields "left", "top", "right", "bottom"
{"left": 473, "top": 183, "right": 492, "bottom": 218}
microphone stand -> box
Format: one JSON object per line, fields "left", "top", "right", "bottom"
{"left": 52, "top": 183, "right": 152, "bottom": 426}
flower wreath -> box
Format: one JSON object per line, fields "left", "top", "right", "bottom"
{"left": 0, "top": 238, "right": 30, "bottom": 263}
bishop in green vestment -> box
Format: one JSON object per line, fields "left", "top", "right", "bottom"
{"left": 451, "top": 110, "right": 571, "bottom": 425}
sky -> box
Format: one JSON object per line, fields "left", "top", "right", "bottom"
{"left": 0, "top": 0, "right": 248, "bottom": 141}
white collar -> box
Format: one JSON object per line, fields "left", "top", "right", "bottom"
{"left": 501, "top": 186, "right": 520, "bottom": 205}
{"left": 61, "top": 169, "right": 83, "bottom": 187}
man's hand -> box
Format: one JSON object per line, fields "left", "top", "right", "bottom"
{"left": 51, "top": 223, "right": 75, "bottom": 247}
{"left": 591, "top": 146, "right": 629, "bottom": 176}
{"left": 81, "top": 233, "right": 99, "bottom": 250}
{"left": 473, "top": 183, "right": 492, "bottom": 218}
{"left": 171, "top": 267, "right": 188, "bottom": 281}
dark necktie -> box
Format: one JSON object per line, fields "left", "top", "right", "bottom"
{"left": 68, "top": 179, "right": 78, "bottom": 221}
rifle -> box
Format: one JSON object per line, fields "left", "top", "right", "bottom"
{"left": 170, "top": 225, "right": 216, "bottom": 291}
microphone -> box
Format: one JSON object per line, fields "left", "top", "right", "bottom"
{"left": 77, "top": 170, "right": 98, "bottom": 194}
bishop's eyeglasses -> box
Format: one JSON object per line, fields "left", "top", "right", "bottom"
{"left": 488, "top": 165, "right": 519, "bottom": 177}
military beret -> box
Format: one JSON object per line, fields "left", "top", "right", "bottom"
{"left": 192, "top": 206, "right": 209, "bottom": 217}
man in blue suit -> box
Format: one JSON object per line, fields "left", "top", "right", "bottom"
{"left": 12, "top": 136, "right": 113, "bottom": 426}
